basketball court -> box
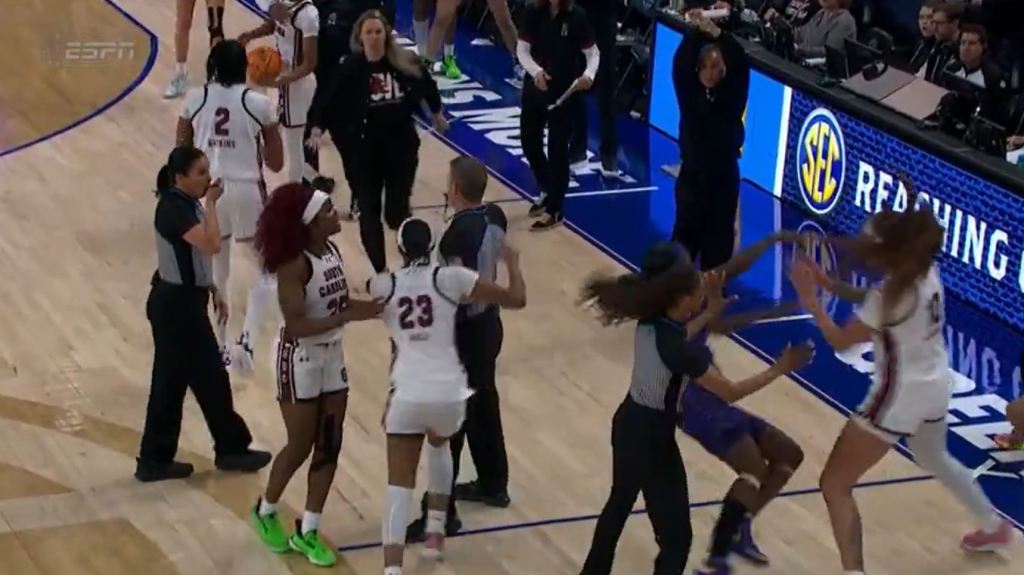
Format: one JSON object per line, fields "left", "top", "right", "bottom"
{"left": 0, "top": 1, "right": 1020, "bottom": 573}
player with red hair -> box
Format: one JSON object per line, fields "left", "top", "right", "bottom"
{"left": 250, "top": 183, "right": 382, "bottom": 567}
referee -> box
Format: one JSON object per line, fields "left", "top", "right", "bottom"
{"left": 136, "top": 146, "right": 271, "bottom": 483}
{"left": 578, "top": 241, "right": 707, "bottom": 575}
{"left": 407, "top": 155, "right": 511, "bottom": 540}
{"left": 671, "top": 11, "right": 749, "bottom": 271}
{"left": 518, "top": 0, "right": 600, "bottom": 231}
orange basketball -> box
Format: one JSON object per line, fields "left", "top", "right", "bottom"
{"left": 247, "top": 46, "right": 283, "bottom": 86}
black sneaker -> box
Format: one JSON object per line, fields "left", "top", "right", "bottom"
{"left": 528, "top": 202, "right": 547, "bottom": 218}
{"left": 406, "top": 514, "right": 463, "bottom": 543}
{"left": 530, "top": 213, "right": 564, "bottom": 232}
{"left": 134, "top": 459, "right": 194, "bottom": 483}
{"left": 599, "top": 156, "right": 622, "bottom": 178}
{"left": 215, "top": 448, "right": 272, "bottom": 473}
{"left": 454, "top": 480, "right": 511, "bottom": 508}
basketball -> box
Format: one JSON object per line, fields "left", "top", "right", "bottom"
{"left": 247, "top": 45, "right": 282, "bottom": 86}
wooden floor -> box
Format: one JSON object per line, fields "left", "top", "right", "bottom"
{"left": 0, "top": 0, "right": 1019, "bottom": 573}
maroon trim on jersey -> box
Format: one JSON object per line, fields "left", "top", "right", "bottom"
{"left": 255, "top": 133, "right": 268, "bottom": 203}
{"left": 276, "top": 330, "right": 297, "bottom": 402}
{"left": 866, "top": 330, "right": 898, "bottom": 424}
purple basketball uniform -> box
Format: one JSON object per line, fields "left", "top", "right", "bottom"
{"left": 676, "top": 327, "right": 768, "bottom": 461}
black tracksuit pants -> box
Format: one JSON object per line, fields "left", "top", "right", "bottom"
{"left": 521, "top": 81, "right": 581, "bottom": 217}
{"left": 138, "top": 282, "right": 253, "bottom": 464}
{"left": 421, "top": 310, "right": 508, "bottom": 518}
{"left": 672, "top": 160, "right": 740, "bottom": 271}
{"left": 581, "top": 396, "right": 693, "bottom": 575}
{"left": 570, "top": 2, "right": 618, "bottom": 164}
{"left": 351, "top": 128, "right": 419, "bottom": 273}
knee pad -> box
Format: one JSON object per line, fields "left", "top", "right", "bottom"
{"left": 738, "top": 472, "right": 762, "bottom": 490}
{"left": 425, "top": 443, "right": 453, "bottom": 496}
{"left": 383, "top": 485, "right": 413, "bottom": 545}
{"left": 310, "top": 414, "right": 343, "bottom": 472}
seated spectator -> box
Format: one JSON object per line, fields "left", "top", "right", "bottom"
{"left": 1007, "top": 95, "right": 1024, "bottom": 151}
{"left": 765, "top": 0, "right": 821, "bottom": 27}
{"left": 909, "top": 1, "right": 939, "bottom": 73}
{"left": 790, "top": 0, "right": 857, "bottom": 59}
{"left": 946, "top": 23, "right": 1003, "bottom": 90}
{"left": 920, "top": 2, "right": 961, "bottom": 84}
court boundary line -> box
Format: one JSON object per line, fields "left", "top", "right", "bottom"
{"left": 334, "top": 474, "right": 933, "bottom": 553}
{"left": 233, "top": 0, "right": 1024, "bottom": 546}
{"left": 0, "top": 0, "right": 159, "bottom": 159}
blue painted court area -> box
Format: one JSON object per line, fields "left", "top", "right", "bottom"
{"left": 238, "top": 0, "right": 1024, "bottom": 547}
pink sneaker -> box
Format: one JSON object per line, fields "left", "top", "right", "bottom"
{"left": 421, "top": 532, "right": 445, "bottom": 560}
{"left": 962, "top": 519, "right": 1015, "bottom": 552}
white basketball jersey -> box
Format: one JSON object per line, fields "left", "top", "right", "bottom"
{"left": 274, "top": 1, "right": 320, "bottom": 69}
{"left": 181, "top": 84, "right": 275, "bottom": 182}
{"left": 369, "top": 264, "right": 479, "bottom": 402}
{"left": 294, "top": 240, "right": 349, "bottom": 345}
{"left": 856, "top": 265, "right": 950, "bottom": 390}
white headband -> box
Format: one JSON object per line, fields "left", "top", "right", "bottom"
{"left": 302, "top": 190, "right": 330, "bottom": 225}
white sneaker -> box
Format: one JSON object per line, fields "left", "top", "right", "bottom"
{"left": 164, "top": 73, "right": 187, "bottom": 99}
{"left": 231, "top": 334, "right": 255, "bottom": 376}
{"left": 421, "top": 532, "right": 445, "bottom": 560}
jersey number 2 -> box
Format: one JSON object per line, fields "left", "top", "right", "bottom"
{"left": 214, "top": 107, "right": 230, "bottom": 136}
{"left": 398, "top": 295, "right": 434, "bottom": 329}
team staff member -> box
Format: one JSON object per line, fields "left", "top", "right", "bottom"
{"left": 137, "top": 146, "right": 271, "bottom": 483}
{"left": 303, "top": 0, "right": 398, "bottom": 216}
{"left": 570, "top": 0, "right": 619, "bottom": 176}
{"left": 309, "top": 10, "right": 446, "bottom": 274}
{"left": 406, "top": 156, "right": 513, "bottom": 540}
{"left": 518, "top": 0, "right": 600, "bottom": 232}
{"left": 578, "top": 242, "right": 807, "bottom": 575}
{"left": 672, "top": 11, "right": 749, "bottom": 271}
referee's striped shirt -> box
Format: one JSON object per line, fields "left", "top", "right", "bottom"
{"left": 629, "top": 318, "right": 712, "bottom": 411}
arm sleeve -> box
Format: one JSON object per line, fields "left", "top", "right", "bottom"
{"left": 417, "top": 63, "right": 443, "bottom": 114}
{"left": 582, "top": 45, "right": 600, "bottom": 80}
{"left": 155, "top": 198, "right": 200, "bottom": 240}
{"left": 436, "top": 267, "right": 480, "bottom": 301}
{"left": 654, "top": 321, "right": 713, "bottom": 378}
{"left": 719, "top": 33, "right": 751, "bottom": 118}
{"left": 308, "top": 58, "right": 349, "bottom": 130}
{"left": 672, "top": 28, "right": 708, "bottom": 108}
{"left": 297, "top": 7, "right": 320, "bottom": 37}
{"left": 854, "top": 287, "right": 883, "bottom": 330}
{"left": 517, "top": 40, "right": 544, "bottom": 78}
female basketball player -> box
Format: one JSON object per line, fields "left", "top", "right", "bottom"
{"left": 178, "top": 40, "right": 284, "bottom": 373}
{"left": 412, "top": 0, "right": 519, "bottom": 80}
{"left": 367, "top": 218, "right": 526, "bottom": 575}
{"left": 240, "top": 0, "right": 321, "bottom": 185}
{"left": 166, "top": 0, "right": 227, "bottom": 99}
{"left": 578, "top": 241, "right": 811, "bottom": 575}
{"left": 249, "top": 183, "right": 383, "bottom": 567}
{"left": 308, "top": 10, "right": 445, "bottom": 274}
{"left": 790, "top": 207, "right": 1014, "bottom": 575}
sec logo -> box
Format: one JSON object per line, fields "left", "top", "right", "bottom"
{"left": 793, "top": 220, "right": 839, "bottom": 316}
{"left": 796, "top": 108, "right": 846, "bottom": 215}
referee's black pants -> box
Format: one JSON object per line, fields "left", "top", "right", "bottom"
{"left": 421, "top": 310, "right": 508, "bottom": 518}
{"left": 672, "top": 160, "right": 740, "bottom": 271}
{"left": 138, "top": 282, "right": 253, "bottom": 464}
{"left": 352, "top": 128, "right": 419, "bottom": 273}
{"left": 569, "top": 2, "right": 618, "bottom": 165}
{"left": 521, "top": 81, "right": 580, "bottom": 218}
{"left": 581, "top": 396, "right": 692, "bottom": 575}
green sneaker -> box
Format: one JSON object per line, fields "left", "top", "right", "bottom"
{"left": 441, "top": 54, "right": 462, "bottom": 79}
{"left": 250, "top": 503, "right": 289, "bottom": 553}
{"left": 289, "top": 521, "right": 336, "bottom": 567}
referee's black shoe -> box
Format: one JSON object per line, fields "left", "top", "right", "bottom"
{"left": 405, "top": 514, "right": 463, "bottom": 543}
{"left": 134, "top": 459, "right": 194, "bottom": 483}
{"left": 454, "top": 480, "right": 511, "bottom": 508}
{"left": 215, "top": 448, "right": 272, "bottom": 473}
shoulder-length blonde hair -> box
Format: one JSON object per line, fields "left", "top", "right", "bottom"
{"left": 349, "top": 10, "right": 422, "bottom": 78}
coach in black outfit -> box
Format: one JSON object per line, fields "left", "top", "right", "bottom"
{"left": 304, "top": 0, "right": 397, "bottom": 209}
{"left": 137, "top": 146, "right": 271, "bottom": 483}
{"left": 518, "top": 0, "right": 600, "bottom": 231}
{"left": 570, "top": 0, "right": 618, "bottom": 174}
{"left": 671, "top": 11, "right": 749, "bottom": 271}
{"left": 407, "top": 156, "right": 511, "bottom": 540}
{"left": 309, "top": 10, "right": 445, "bottom": 273}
